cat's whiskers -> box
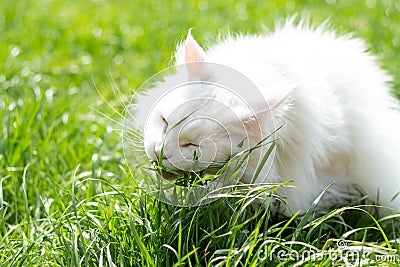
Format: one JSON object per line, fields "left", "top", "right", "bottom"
{"left": 90, "top": 107, "right": 128, "bottom": 130}
{"left": 119, "top": 126, "right": 144, "bottom": 138}
{"left": 121, "top": 130, "right": 144, "bottom": 147}
{"left": 123, "top": 132, "right": 143, "bottom": 142}
{"left": 90, "top": 103, "right": 145, "bottom": 150}
{"left": 92, "top": 77, "right": 126, "bottom": 121}
{"left": 108, "top": 68, "right": 130, "bottom": 111}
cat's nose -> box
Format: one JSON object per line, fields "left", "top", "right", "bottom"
{"left": 154, "top": 149, "right": 167, "bottom": 160}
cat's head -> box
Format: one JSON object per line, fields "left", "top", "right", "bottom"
{"left": 142, "top": 82, "right": 258, "bottom": 173}
{"left": 131, "top": 31, "right": 275, "bottom": 175}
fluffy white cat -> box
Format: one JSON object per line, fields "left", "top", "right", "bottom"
{"left": 132, "top": 20, "right": 400, "bottom": 214}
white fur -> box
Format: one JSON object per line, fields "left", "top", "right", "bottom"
{"left": 133, "top": 21, "right": 400, "bottom": 214}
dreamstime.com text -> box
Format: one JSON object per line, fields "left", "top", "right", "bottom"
{"left": 257, "top": 241, "right": 399, "bottom": 265}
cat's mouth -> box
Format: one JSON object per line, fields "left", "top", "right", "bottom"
{"left": 152, "top": 160, "right": 218, "bottom": 184}
{"left": 152, "top": 161, "right": 182, "bottom": 181}
{"left": 160, "top": 169, "right": 179, "bottom": 180}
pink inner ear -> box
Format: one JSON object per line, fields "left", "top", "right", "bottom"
{"left": 241, "top": 115, "right": 263, "bottom": 135}
{"left": 185, "top": 42, "right": 204, "bottom": 63}
{"left": 184, "top": 30, "right": 209, "bottom": 80}
{"left": 185, "top": 30, "right": 206, "bottom": 63}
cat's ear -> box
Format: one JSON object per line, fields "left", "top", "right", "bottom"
{"left": 255, "top": 86, "right": 294, "bottom": 114}
{"left": 185, "top": 29, "right": 206, "bottom": 63}
{"left": 184, "top": 29, "right": 209, "bottom": 80}
{"left": 241, "top": 87, "right": 294, "bottom": 130}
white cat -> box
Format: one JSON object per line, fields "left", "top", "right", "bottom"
{"left": 131, "top": 20, "right": 400, "bottom": 214}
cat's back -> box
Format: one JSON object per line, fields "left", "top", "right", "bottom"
{"left": 207, "top": 22, "right": 368, "bottom": 75}
{"left": 206, "top": 21, "right": 391, "bottom": 106}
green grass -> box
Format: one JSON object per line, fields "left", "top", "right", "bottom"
{"left": 1, "top": 0, "right": 400, "bottom": 266}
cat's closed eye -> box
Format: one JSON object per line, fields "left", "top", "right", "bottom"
{"left": 161, "top": 115, "right": 168, "bottom": 133}
{"left": 181, "top": 143, "right": 198, "bottom": 148}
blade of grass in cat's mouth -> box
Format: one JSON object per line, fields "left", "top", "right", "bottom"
{"left": 151, "top": 160, "right": 214, "bottom": 187}
{"left": 152, "top": 161, "right": 181, "bottom": 181}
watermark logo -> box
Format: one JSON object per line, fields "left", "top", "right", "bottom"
{"left": 337, "top": 239, "right": 347, "bottom": 249}
{"left": 122, "top": 63, "right": 277, "bottom": 207}
{"left": 257, "top": 240, "right": 399, "bottom": 265}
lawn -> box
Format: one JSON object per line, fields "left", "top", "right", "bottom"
{"left": 1, "top": 0, "right": 400, "bottom": 266}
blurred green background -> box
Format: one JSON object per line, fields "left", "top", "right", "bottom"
{"left": 2, "top": 0, "right": 399, "bottom": 96}
{"left": 1, "top": 0, "right": 399, "bottom": 265}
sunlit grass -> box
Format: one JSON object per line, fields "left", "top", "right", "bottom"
{"left": 1, "top": 0, "right": 400, "bottom": 266}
